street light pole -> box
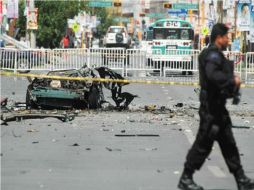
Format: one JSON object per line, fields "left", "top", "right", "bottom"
{"left": 29, "top": 0, "right": 36, "bottom": 48}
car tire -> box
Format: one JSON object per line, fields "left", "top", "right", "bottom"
{"left": 116, "top": 33, "right": 124, "bottom": 43}
{"left": 26, "top": 86, "right": 37, "bottom": 109}
{"left": 88, "top": 86, "right": 102, "bottom": 109}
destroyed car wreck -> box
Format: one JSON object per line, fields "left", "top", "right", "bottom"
{"left": 26, "top": 66, "right": 138, "bottom": 110}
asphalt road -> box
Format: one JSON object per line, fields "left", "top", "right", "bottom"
{"left": 1, "top": 75, "right": 254, "bottom": 190}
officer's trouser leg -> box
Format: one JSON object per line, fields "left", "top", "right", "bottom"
{"left": 217, "top": 114, "right": 242, "bottom": 174}
{"left": 184, "top": 115, "right": 214, "bottom": 171}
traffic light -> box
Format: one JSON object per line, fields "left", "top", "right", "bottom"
{"left": 114, "top": 2, "right": 122, "bottom": 7}
{"left": 163, "top": 3, "right": 172, "bottom": 9}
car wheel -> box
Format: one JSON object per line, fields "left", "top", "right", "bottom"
{"left": 116, "top": 33, "right": 124, "bottom": 43}
{"left": 26, "top": 87, "right": 37, "bottom": 109}
{"left": 88, "top": 86, "right": 102, "bottom": 109}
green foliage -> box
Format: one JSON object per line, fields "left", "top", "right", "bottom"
{"left": 35, "top": 1, "right": 88, "bottom": 48}
{"left": 16, "top": 1, "right": 115, "bottom": 48}
{"left": 93, "top": 8, "right": 116, "bottom": 39}
{"left": 16, "top": 0, "right": 26, "bottom": 39}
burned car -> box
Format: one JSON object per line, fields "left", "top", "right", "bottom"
{"left": 26, "top": 66, "right": 138, "bottom": 109}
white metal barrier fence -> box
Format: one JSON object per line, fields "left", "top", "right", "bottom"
{"left": 89, "top": 48, "right": 126, "bottom": 76}
{"left": 126, "top": 49, "right": 149, "bottom": 76}
{"left": 163, "top": 49, "right": 200, "bottom": 76}
{"left": 0, "top": 48, "right": 251, "bottom": 82}
{"left": 0, "top": 48, "right": 51, "bottom": 71}
{"left": 246, "top": 52, "right": 254, "bottom": 84}
{"left": 224, "top": 51, "right": 244, "bottom": 78}
{"left": 51, "top": 49, "right": 88, "bottom": 70}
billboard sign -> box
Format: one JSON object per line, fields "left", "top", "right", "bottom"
{"left": 7, "top": 0, "right": 18, "bottom": 19}
{"left": 0, "top": 0, "right": 2, "bottom": 24}
{"left": 88, "top": 1, "right": 112, "bottom": 7}
{"left": 250, "top": 5, "right": 254, "bottom": 42}
{"left": 27, "top": 8, "right": 38, "bottom": 30}
{"left": 168, "top": 9, "right": 187, "bottom": 15}
{"left": 237, "top": 0, "right": 251, "bottom": 31}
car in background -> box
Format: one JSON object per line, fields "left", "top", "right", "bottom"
{"left": 103, "top": 26, "right": 131, "bottom": 49}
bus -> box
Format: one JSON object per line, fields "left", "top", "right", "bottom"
{"left": 142, "top": 23, "right": 154, "bottom": 49}
{"left": 143, "top": 19, "right": 196, "bottom": 75}
{"left": 147, "top": 19, "right": 194, "bottom": 54}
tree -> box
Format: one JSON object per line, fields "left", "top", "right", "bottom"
{"left": 16, "top": 0, "right": 26, "bottom": 39}
{"left": 16, "top": 1, "right": 116, "bottom": 48}
{"left": 35, "top": 1, "right": 89, "bottom": 48}
{"left": 92, "top": 8, "right": 116, "bottom": 39}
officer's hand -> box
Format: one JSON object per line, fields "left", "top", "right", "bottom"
{"left": 234, "top": 75, "right": 241, "bottom": 87}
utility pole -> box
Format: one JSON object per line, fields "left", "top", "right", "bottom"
{"left": 234, "top": 0, "right": 237, "bottom": 40}
{"left": 217, "top": 0, "right": 223, "bottom": 23}
{"left": 199, "top": 0, "right": 205, "bottom": 49}
{"left": 29, "top": 0, "right": 36, "bottom": 48}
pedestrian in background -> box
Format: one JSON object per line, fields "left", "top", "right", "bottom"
{"left": 178, "top": 23, "right": 254, "bottom": 190}
{"left": 63, "top": 35, "right": 69, "bottom": 49}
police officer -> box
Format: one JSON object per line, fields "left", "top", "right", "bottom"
{"left": 178, "top": 23, "right": 254, "bottom": 190}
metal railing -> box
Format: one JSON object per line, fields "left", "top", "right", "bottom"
{"left": 224, "top": 51, "right": 244, "bottom": 78}
{"left": 89, "top": 48, "right": 126, "bottom": 76}
{"left": 163, "top": 49, "right": 200, "bottom": 76}
{"left": 246, "top": 52, "right": 254, "bottom": 84}
{"left": 0, "top": 47, "right": 253, "bottom": 84}
{"left": 0, "top": 34, "right": 30, "bottom": 49}
{"left": 51, "top": 48, "right": 88, "bottom": 70}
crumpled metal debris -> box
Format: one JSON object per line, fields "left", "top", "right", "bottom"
{"left": 1, "top": 111, "right": 76, "bottom": 124}
{"left": 1, "top": 97, "right": 8, "bottom": 107}
{"left": 26, "top": 66, "right": 138, "bottom": 110}
{"left": 194, "top": 88, "right": 200, "bottom": 95}
{"left": 115, "top": 134, "right": 160, "bottom": 137}
{"left": 175, "top": 103, "right": 183, "bottom": 107}
{"left": 139, "top": 148, "right": 158, "bottom": 151}
{"left": 27, "top": 129, "right": 39, "bottom": 133}
{"left": 105, "top": 147, "right": 122, "bottom": 152}
{"left": 71, "top": 143, "right": 80, "bottom": 147}
{"left": 145, "top": 105, "right": 156, "bottom": 111}
{"left": 232, "top": 126, "right": 251, "bottom": 129}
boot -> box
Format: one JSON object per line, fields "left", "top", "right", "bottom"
{"left": 235, "top": 170, "right": 254, "bottom": 190}
{"left": 178, "top": 169, "right": 204, "bottom": 190}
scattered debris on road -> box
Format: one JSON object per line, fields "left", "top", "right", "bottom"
{"left": 105, "top": 147, "right": 122, "bottom": 152}
{"left": 175, "top": 103, "right": 183, "bottom": 108}
{"left": 1, "top": 111, "right": 76, "bottom": 124}
{"left": 115, "top": 134, "right": 160, "bottom": 137}
{"left": 157, "top": 169, "right": 164, "bottom": 173}
{"left": 139, "top": 148, "right": 158, "bottom": 151}
{"left": 145, "top": 105, "right": 156, "bottom": 111}
{"left": 232, "top": 126, "right": 251, "bottom": 129}
{"left": 1, "top": 97, "right": 8, "bottom": 107}
{"left": 71, "top": 143, "right": 80, "bottom": 147}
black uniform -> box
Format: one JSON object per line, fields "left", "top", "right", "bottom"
{"left": 184, "top": 44, "right": 242, "bottom": 174}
